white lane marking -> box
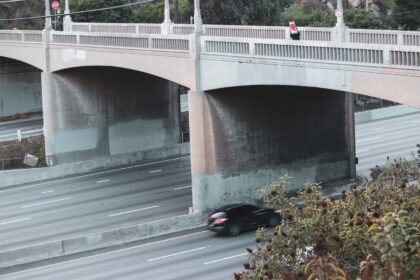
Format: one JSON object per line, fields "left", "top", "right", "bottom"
{"left": 149, "top": 169, "right": 162, "bottom": 174}
{"left": 374, "top": 127, "right": 384, "bottom": 131}
{"left": 0, "top": 156, "right": 191, "bottom": 193}
{"left": 356, "top": 149, "right": 370, "bottom": 154}
{"left": 147, "top": 247, "right": 207, "bottom": 262}
{"left": 21, "top": 197, "right": 72, "bottom": 208}
{"left": 203, "top": 252, "right": 248, "bottom": 265}
{"left": 41, "top": 190, "right": 55, "bottom": 194}
{"left": 0, "top": 230, "right": 209, "bottom": 278}
{"left": 108, "top": 205, "right": 160, "bottom": 217}
{"left": 0, "top": 217, "right": 32, "bottom": 226}
{"left": 96, "top": 179, "right": 110, "bottom": 184}
{"left": 356, "top": 136, "right": 383, "bottom": 143}
{"left": 173, "top": 186, "right": 191, "bottom": 191}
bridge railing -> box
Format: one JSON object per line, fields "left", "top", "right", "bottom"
{"left": 201, "top": 36, "right": 420, "bottom": 68}
{"left": 0, "top": 30, "right": 43, "bottom": 43}
{"left": 346, "top": 28, "right": 420, "bottom": 46}
{"left": 68, "top": 22, "right": 420, "bottom": 47}
{"left": 49, "top": 31, "right": 191, "bottom": 52}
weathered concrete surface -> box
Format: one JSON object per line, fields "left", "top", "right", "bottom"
{"left": 42, "top": 67, "right": 181, "bottom": 165}
{"left": 0, "top": 57, "right": 42, "bottom": 117}
{"left": 0, "top": 212, "right": 205, "bottom": 269}
{"left": 189, "top": 86, "right": 355, "bottom": 211}
{"left": 0, "top": 143, "right": 189, "bottom": 189}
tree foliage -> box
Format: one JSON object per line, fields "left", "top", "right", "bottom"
{"left": 0, "top": 0, "right": 43, "bottom": 29}
{"left": 236, "top": 159, "right": 420, "bottom": 279}
{"left": 71, "top": 0, "right": 134, "bottom": 23}
{"left": 393, "top": 0, "right": 420, "bottom": 30}
{"left": 201, "top": 0, "right": 292, "bottom": 25}
{"left": 344, "top": 10, "right": 396, "bottom": 29}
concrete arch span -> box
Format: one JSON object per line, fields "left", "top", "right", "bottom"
{"left": 42, "top": 67, "right": 182, "bottom": 165}
{"left": 199, "top": 58, "right": 420, "bottom": 109}
{"left": 0, "top": 45, "right": 44, "bottom": 71}
{"left": 189, "top": 85, "right": 356, "bottom": 210}
{"left": 48, "top": 47, "right": 196, "bottom": 90}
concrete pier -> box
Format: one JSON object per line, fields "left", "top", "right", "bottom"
{"left": 189, "top": 86, "right": 355, "bottom": 210}
{"left": 42, "top": 67, "right": 181, "bottom": 165}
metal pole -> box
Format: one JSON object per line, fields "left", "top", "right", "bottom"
{"left": 44, "top": 0, "right": 52, "bottom": 30}
{"left": 365, "top": 0, "right": 369, "bottom": 12}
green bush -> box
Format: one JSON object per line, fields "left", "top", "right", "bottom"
{"left": 236, "top": 159, "right": 420, "bottom": 280}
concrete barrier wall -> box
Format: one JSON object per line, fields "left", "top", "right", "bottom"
{"left": 0, "top": 143, "right": 190, "bottom": 189}
{"left": 355, "top": 105, "right": 420, "bottom": 124}
{"left": 0, "top": 212, "right": 205, "bottom": 269}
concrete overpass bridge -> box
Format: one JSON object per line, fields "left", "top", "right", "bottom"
{"left": 1, "top": 22, "right": 420, "bottom": 210}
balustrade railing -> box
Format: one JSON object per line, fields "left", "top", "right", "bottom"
{"left": 49, "top": 31, "right": 190, "bottom": 52}
{"left": 201, "top": 37, "right": 420, "bottom": 67}
{"left": 67, "top": 22, "right": 420, "bottom": 47}
{"left": 1, "top": 28, "right": 419, "bottom": 68}
{"left": 0, "top": 30, "right": 43, "bottom": 43}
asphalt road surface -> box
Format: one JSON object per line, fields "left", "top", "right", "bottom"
{"left": 0, "top": 118, "right": 43, "bottom": 142}
{"left": 0, "top": 157, "right": 192, "bottom": 251}
{"left": 355, "top": 113, "right": 420, "bottom": 177}
{"left": 0, "top": 228, "right": 255, "bottom": 280}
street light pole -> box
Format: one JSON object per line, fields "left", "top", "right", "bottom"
{"left": 336, "top": 0, "right": 344, "bottom": 28}
{"left": 194, "top": 0, "right": 203, "bottom": 34}
{"left": 44, "top": 0, "right": 52, "bottom": 30}
{"left": 63, "top": 0, "right": 72, "bottom": 31}
{"left": 161, "top": 0, "right": 173, "bottom": 34}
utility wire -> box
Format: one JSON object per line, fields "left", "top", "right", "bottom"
{"left": 0, "top": 0, "right": 155, "bottom": 21}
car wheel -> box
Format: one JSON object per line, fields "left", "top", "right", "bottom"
{"left": 268, "top": 214, "right": 281, "bottom": 227}
{"left": 228, "top": 224, "right": 241, "bottom": 236}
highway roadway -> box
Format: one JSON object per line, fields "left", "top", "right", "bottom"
{"left": 0, "top": 228, "right": 254, "bottom": 280}
{"left": 0, "top": 157, "right": 192, "bottom": 251}
{"left": 0, "top": 113, "right": 418, "bottom": 279}
{"left": 355, "top": 113, "right": 420, "bottom": 177}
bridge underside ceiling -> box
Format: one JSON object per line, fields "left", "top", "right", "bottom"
{"left": 190, "top": 85, "right": 355, "bottom": 210}
{"left": 0, "top": 57, "right": 42, "bottom": 117}
{"left": 42, "top": 67, "right": 181, "bottom": 164}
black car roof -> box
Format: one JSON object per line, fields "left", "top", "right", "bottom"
{"left": 214, "top": 203, "right": 253, "bottom": 211}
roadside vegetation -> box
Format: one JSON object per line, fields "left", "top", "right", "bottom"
{"left": 235, "top": 158, "right": 420, "bottom": 279}
{"left": 1, "top": 0, "right": 419, "bottom": 30}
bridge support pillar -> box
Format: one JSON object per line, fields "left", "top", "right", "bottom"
{"left": 41, "top": 68, "right": 181, "bottom": 165}
{"left": 189, "top": 87, "right": 355, "bottom": 211}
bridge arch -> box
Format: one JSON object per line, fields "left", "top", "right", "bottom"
{"left": 48, "top": 47, "right": 196, "bottom": 90}
{"left": 199, "top": 59, "right": 420, "bottom": 109}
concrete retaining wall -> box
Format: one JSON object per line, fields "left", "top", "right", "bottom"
{"left": 0, "top": 143, "right": 190, "bottom": 188}
{"left": 0, "top": 212, "right": 205, "bottom": 269}
{"left": 355, "top": 105, "right": 420, "bottom": 124}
